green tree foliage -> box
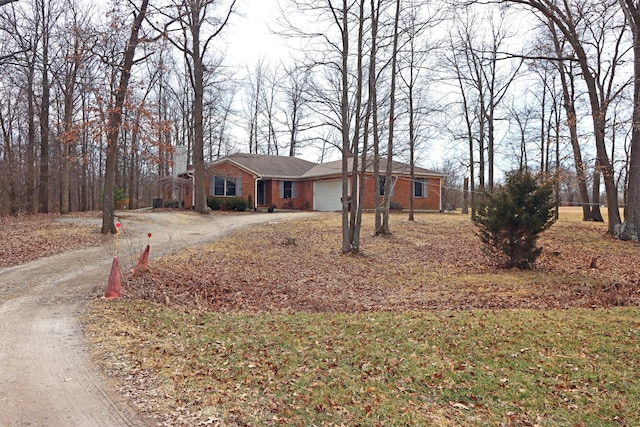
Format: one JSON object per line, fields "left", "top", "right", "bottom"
{"left": 473, "top": 169, "right": 556, "bottom": 269}
{"left": 113, "top": 185, "right": 127, "bottom": 206}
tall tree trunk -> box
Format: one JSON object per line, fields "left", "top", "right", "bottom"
{"left": 478, "top": 101, "right": 486, "bottom": 191}
{"left": 180, "top": 0, "right": 236, "bottom": 213}
{"left": 589, "top": 101, "right": 618, "bottom": 229}
{"left": 26, "top": 57, "right": 37, "bottom": 213}
{"left": 128, "top": 112, "right": 140, "bottom": 210}
{"left": 339, "top": 0, "right": 351, "bottom": 253}
{"left": 551, "top": 24, "right": 592, "bottom": 220}
{"left": 487, "top": 105, "right": 495, "bottom": 190}
{"left": 191, "top": 5, "right": 207, "bottom": 214}
{"left": 80, "top": 91, "right": 89, "bottom": 212}
{"left": 371, "top": 0, "right": 382, "bottom": 233}
{"left": 356, "top": 0, "right": 375, "bottom": 248}
{"left": 377, "top": 0, "right": 401, "bottom": 236}
{"left": 540, "top": 79, "right": 547, "bottom": 173}
{"left": 504, "top": 0, "right": 621, "bottom": 233}
{"left": 60, "top": 36, "right": 80, "bottom": 214}
{"left": 591, "top": 162, "right": 604, "bottom": 221}
{"left": 347, "top": 0, "right": 366, "bottom": 251}
{"left": 0, "top": 106, "right": 17, "bottom": 214}
{"left": 454, "top": 58, "right": 475, "bottom": 217}
{"left": 408, "top": 82, "right": 416, "bottom": 221}
{"left": 39, "top": 0, "right": 50, "bottom": 214}
{"left": 101, "top": 0, "right": 149, "bottom": 233}
{"left": 618, "top": 0, "right": 640, "bottom": 240}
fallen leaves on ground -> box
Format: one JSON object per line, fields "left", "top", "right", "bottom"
{"left": 124, "top": 212, "right": 640, "bottom": 312}
{"left": 0, "top": 212, "right": 108, "bottom": 268}
{"left": 80, "top": 210, "right": 640, "bottom": 426}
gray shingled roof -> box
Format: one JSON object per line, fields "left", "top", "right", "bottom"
{"left": 214, "top": 153, "right": 317, "bottom": 179}
{"left": 302, "top": 157, "right": 445, "bottom": 178}
{"left": 205, "top": 153, "right": 444, "bottom": 179}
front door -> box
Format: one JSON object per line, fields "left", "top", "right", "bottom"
{"left": 257, "top": 181, "right": 265, "bottom": 205}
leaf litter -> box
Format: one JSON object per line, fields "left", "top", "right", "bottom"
{"left": 6, "top": 210, "right": 640, "bottom": 426}
{"left": 123, "top": 212, "right": 640, "bottom": 312}
{"left": 0, "top": 212, "right": 108, "bottom": 268}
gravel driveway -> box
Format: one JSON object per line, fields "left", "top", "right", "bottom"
{"left": 0, "top": 210, "right": 313, "bottom": 426}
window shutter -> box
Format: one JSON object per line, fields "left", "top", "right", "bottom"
{"left": 236, "top": 177, "right": 242, "bottom": 197}
{"left": 209, "top": 176, "right": 215, "bottom": 196}
{"left": 279, "top": 181, "right": 284, "bottom": 198}
{"left": 292, "top": 182, "right": 298, "bottom": 199}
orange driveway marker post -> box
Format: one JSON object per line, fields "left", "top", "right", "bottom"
{"left": 104, "top": 221, "right": 123, "bottom": 299}
{"left": 132, "top": 244, "right": 150, "bottom": 274}
{"left": 104, "top": 256, "right": 122, "bottom": 299}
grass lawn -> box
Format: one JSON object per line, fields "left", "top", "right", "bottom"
{"left": 84, "top": 208, "right": 640, "bottom": 426}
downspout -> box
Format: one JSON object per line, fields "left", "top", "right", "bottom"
{"left": 439, "top": 178, "right": 444, "bottom": 212}
{"left": 255, "top": 176, "right": 262, "bottom": 210}
{"left": 390, "top": 175, "right": 398, "bottom": 194}
{"left": 187, "top": 172, "right": 195, "bottom": 210}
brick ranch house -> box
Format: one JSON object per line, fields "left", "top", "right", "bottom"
{"left": 179, "top": 153, "right": 445, "bottom": 212}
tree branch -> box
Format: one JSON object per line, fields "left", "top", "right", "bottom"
{"left": 493, "top": 51, "right": 578, "bottom": 62}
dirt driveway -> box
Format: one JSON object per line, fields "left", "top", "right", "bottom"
{"left": 0, "top": 210, "right": 314, "bottom": 426}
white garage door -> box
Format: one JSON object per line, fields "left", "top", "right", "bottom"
{"left": 314, "top": 180, "right": 343, "bottom": 211}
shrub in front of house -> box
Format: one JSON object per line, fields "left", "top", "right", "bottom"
{"left": 207, "top": 197, "right": 221, "bottom": 211}
{"left": 222, "top": 197, "right": 248, "bottom": 211}
{"left": 163, "top": 199, "right": 180, "bottom": 208}
{"left": 207, "top": 197, "right": 247, "bottom": 211}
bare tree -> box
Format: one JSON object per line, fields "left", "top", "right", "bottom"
{"left": 58, "top": 0, "right": 90, "bottom": 214}
{"left": 397, "top": 0, "right": 439, "bottom": 221}
{"left": 101, "top": 0, "right": 150, "bottom": 233}
{"left": 37, "top": 0, "right": 59, "bottom": 213}
{"left": 1, "top": 3, "right": 41, "bottom": 213}
{"left": 0, "top": 86, "right": 18, "bottom": 214}
{"left": 157, "top": 0, "right": 237, "bottom": 214}
{"left": 281, "top": 63, "right": 312, "bottom": 156}
{"left": 205, "top": 85, "right": 236, "bottom": 160}
{"left": 540, "top": 20, "right": 594, "bottom": 221}
{"left": 505, "top": 99, "right": 536, "bottom": 170}
{"left": 445, "top": 8, "right": 523, "bottom": 195}
{"left": 500, "top": 0, "right": 629, "bottom": 234}
{"left": 244, "top": 58, "right": 265, "bottom": 154}
{"left": 443, "top": 29, "right": 479, "bottom": 217}
{"left": 260, "top": 64, "right": 281, "bottom": 155}
{"left": 375, "top": 0, "right": 401, "bottom": 236}
{"left": 279, "top": 0, "right": 369, "bottom": 252}
{"left": 618, "top": 0, "right": 640, "bottom": 240}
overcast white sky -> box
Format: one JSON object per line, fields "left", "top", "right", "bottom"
{"left": 226, "top": 0, "right": 289, "bottom": 68}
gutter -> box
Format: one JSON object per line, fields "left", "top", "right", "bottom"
{"left": 186, "top": 172, "right": 195, "bottom": 209}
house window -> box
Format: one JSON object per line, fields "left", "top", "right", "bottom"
{"left": 214, "top": 177, "right": 226, "bottom": 196}
{"left": 379, "top": 176, "right": 395, "bottom": 196}
{"left": 414, "top": 178, "right": 428, "bottom": 198}
{"left": 279, "top": 180, "right": 297, "bottom": 199}
{"left": 283, "top": 181, "right": 293, "bottom": 198}
{"left": 210, "top": 176, "right": 241, "bottom": 197}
